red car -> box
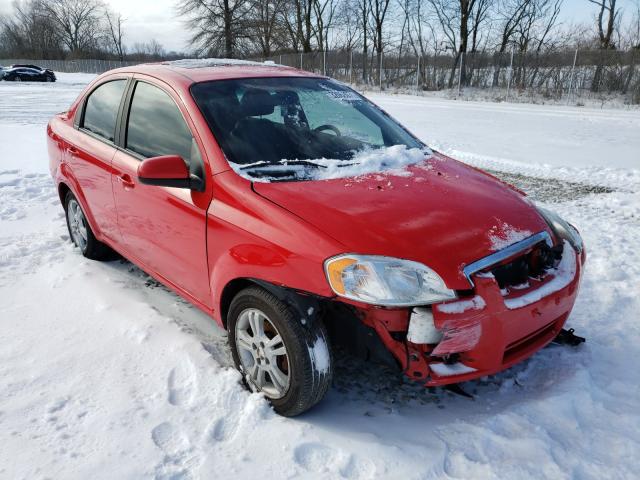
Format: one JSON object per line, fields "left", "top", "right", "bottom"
{"left": 47, "top": 61, "right": 585, "bottom": 416}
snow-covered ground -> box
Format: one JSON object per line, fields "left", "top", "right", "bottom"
{"left": 1, "top": 73, "right": 639, "bottom": 480}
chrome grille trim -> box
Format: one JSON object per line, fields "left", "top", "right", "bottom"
{"left": 462, "top": 231, "right": 553, "bottom": 287}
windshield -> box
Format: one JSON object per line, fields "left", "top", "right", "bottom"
{"left": 191, "top": 77, "right": 429, "bottom": 182}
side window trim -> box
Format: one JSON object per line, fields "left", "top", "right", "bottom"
{"left": 116, "top": 77, "right": 137, "bottom": 148}
{"left": 75, "top": 76, "right": 132, "bottom": 147}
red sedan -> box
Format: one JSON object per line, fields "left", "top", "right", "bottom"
{"left": 47, "top": 60, "right": 585, "bottom": 416}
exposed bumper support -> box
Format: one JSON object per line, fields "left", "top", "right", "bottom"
{"left": 553, "top": 328, "right": 586, "bottom": 346}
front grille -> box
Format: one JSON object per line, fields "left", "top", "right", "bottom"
{"left": 490, "top": 241, "right": 562, "bottom": 290}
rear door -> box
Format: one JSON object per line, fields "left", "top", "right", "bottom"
{"left": 65, "top": 78, "right": 129, "bottom": 242}
{"left": 111, "top": 78, "right": 213, "bottom": 308}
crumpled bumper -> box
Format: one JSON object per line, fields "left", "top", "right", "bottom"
{"left": 359, "top": 244, "right": 585, "bottom": 386}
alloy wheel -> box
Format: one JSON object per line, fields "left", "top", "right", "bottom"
{"left": 67, "top": 199, "right": 88, "bottom": 252}
{"left": 235, "top": 308, "right": 290, "bottom": 399}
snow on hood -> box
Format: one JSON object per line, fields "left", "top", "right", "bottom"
{"left": 487, "top": 222, "right": 534, "bottom": 252}
{"left": 231, "top": 145, "right": 433, "bottom": 183}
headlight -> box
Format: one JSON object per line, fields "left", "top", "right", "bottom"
{"left": 324, "top": 254, "right": 457, "bottom": 306}
{"left": 537, "top": 207, "right": 583, "bottom": 253}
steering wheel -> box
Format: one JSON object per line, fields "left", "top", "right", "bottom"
{"left": 313, "top": 124, "right": 341, "bottom": 136}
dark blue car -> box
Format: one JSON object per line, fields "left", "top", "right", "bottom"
{"left": 1, "top": 65, "right": 56, "bottom": 82}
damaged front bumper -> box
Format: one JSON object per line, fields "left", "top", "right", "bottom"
{"left": 344, "top": 241, "right": 585, "bottom": 387}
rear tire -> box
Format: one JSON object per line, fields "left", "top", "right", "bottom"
{"left": 228, "top": 286, "right": 332, "bottom": 416}
{"left": 64, "top": 191, "right": 112, "bottom": 260}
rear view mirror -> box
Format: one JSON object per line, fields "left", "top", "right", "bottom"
{"left": 137, "top": 155, "right": 192, "bottom": 189}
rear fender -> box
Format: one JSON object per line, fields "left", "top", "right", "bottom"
{"left": 56, "top": 163, "right": 104, "bottom": 241}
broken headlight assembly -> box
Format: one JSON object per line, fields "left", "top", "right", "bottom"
{"left": 537, "top": 207, "right": 583, "bottom": 254}
{"left": 324, "top": 254, "right": 457, "bottom": 306}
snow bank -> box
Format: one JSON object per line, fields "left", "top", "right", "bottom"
{"left": 369, "top": 93, "right": 640, "bottom": 172}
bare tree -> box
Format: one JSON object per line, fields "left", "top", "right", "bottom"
{"left": 104, "top": 8, "right": 125, "bottom": 61}
{"left": 631, "top": 1, "right": 640, "bottom": 49}
{"left": 284, "top": 0, "right": 315, "bottom": 52}
{"left": 249, "top": 0, "right": 287, "bottom": 56}
{"left": 130, "top": 39, "right": 167, "bottom": 60}
{"left": 496, "top": 0, "right": 530, "bottom": 52}
{"left": 587, "top": 0, "right": 619, "bottom": 90}
{"left": 178, "top": 0, "right": 251, "bottom": 58}
{"left": 0, "top": 0, "right": 63, "bottom": 58}
{"left": 333, "top": 0, "right": 363, "bottom": 52}
{"left": 589, "top": 0, "right": 618, "bottom": 49}
{"left": 359, "top": 0, "right": 369, "bottom": 80}
{"left": 368, "top": 0, "right": 392, "bottom": 84}
{"left": 39, "top": 0, "right": 106, "bottom": 56}
{"left": 313, "top": 0, "right": 338, "bottom": 51}
{"left": 430, "top": 0, "right": 491, "bottom": 86}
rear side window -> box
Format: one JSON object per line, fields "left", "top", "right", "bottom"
{"left": 82, "top": 80, "right": 126, "bottom": 142}
{"left": 126, "top": 82, "right": 194, "bottom": 162}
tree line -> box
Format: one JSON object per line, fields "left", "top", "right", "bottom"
{"left": 1, "top": 0, "right": 639, "bottom": 91}
{"left": 0, "top": 0, "right": 179, "bottom": 61}
{"left": 178, "top": 0, "right": 638, "bottom": 60}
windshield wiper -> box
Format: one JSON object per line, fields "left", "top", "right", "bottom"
{"left": 240, "top": 159, "right": 328, "bottom": 170}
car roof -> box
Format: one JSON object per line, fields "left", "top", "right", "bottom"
{"left": 11, "top": 64, "right": 42, "bottom": 69}
{"left": 106, "top": 58, "right": 322, "bottom": 86}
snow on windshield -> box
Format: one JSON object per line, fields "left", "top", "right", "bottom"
{"left": 230, "top": 145, "right": 433, "bottom": 183}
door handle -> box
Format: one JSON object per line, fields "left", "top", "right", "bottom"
{"left": 117, "top": 173, "right": 135, "bottom": 189}
{"left": 67, "top": 146, "right": 79, "bottom": 155}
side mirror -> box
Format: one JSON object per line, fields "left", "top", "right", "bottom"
{"left": 137, "top": 155, "right": 193, "bottom": 189}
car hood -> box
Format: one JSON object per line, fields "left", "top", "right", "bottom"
{"left": 252, "top": 152, "right": 551, "bottom": 289}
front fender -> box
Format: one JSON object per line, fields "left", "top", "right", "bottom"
{"left": 206, "top": 172, "right": 344, "bottom": 325}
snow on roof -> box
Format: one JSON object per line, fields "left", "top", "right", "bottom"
{"left": 165, "top": 58, "right": 284, "bottom": 69}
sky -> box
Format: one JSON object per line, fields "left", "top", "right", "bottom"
{"left": 0, "top": 0, "right": 191, "bottom": 52}
{"left": 0, "top": 0, "right": 635, "bottom": 54}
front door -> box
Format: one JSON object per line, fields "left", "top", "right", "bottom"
{"left": 111, "top": 79, "right": 213, "bottom": 308}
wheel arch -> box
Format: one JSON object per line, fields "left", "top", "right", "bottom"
{"left": 219, "top": 278, "right": 256, "bottom": 329}
{"left": 58, "top": 182, "right": 71, "bottom": 208}
{"left": 55, "top": 177, "right": 103, "bottom": 241}
{"left": 219, "top": 278, "right": 326, "bottom": 331}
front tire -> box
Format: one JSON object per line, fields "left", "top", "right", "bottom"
{"left": 228, "top": 286, "right": 332, "bottom": 416}
{"left": 64, "top": 191, "right": 111, "bottom": 260}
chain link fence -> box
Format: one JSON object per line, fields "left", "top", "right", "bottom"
{"left": 0, "top": 58, "right": 139, "bottom": 74}
{"left": 3, "top": 49, "right": 639, "bottom": 104}
{"left": 262, "top": 49, "right": 640, "bottom": 104}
